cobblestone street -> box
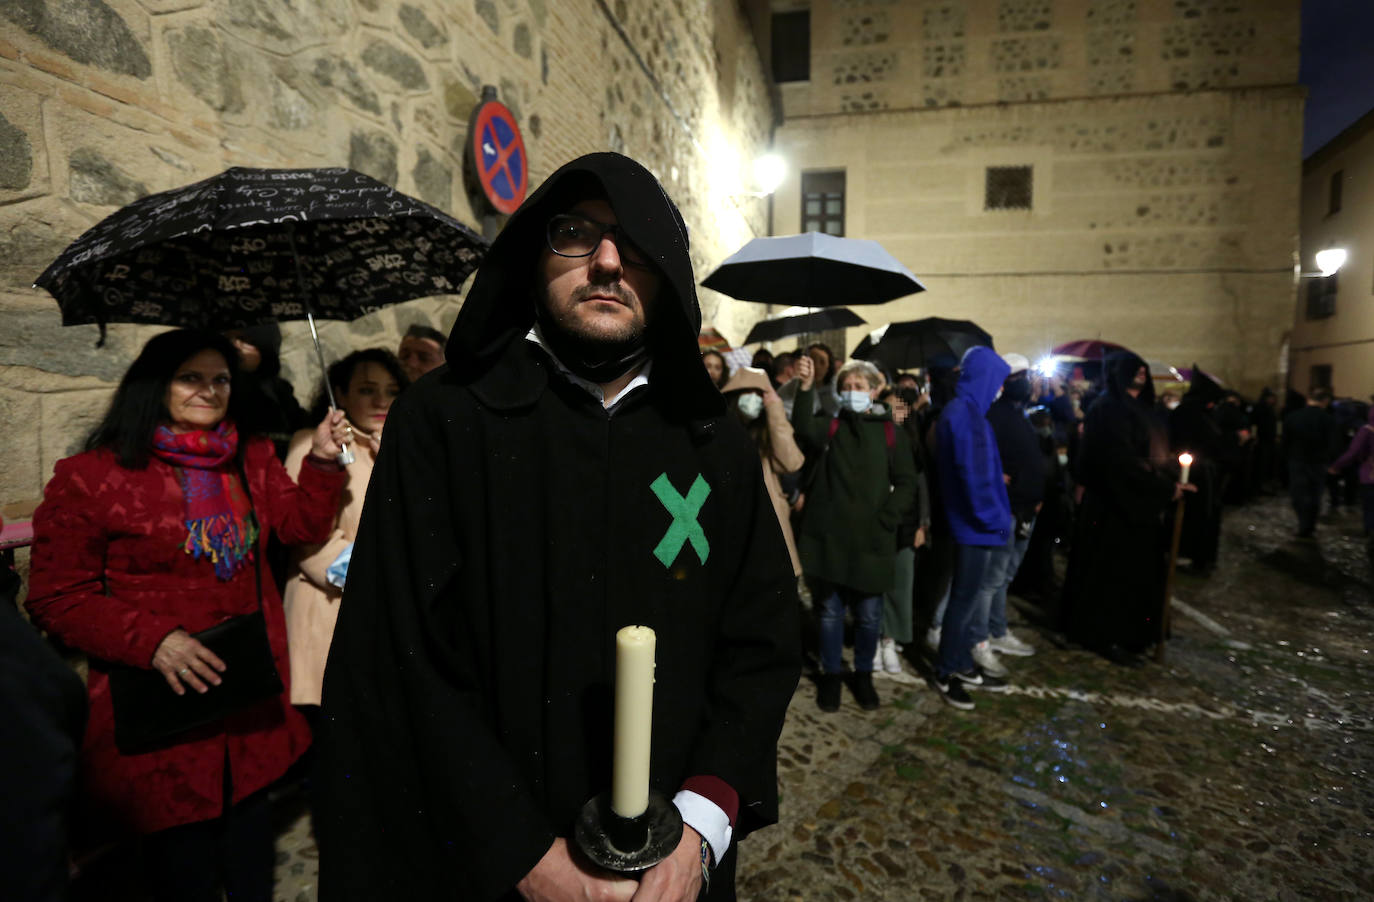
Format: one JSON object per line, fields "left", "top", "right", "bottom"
{"left": 733, "top": 495, "right": 1373, "bottom": 901}
{"left": 265, "top": 494, "right": 1374, "bottom": 901}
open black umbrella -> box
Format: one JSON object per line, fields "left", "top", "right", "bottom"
{"left": 851, "top": 317, "right": 994, "bottom": 370}
{"left": 34, "top": 166, "right": 487, "bottom": 454}
{"left": 743, "top": 307, "right": 865, "bottom": 344}
{"left": 701, "top": 232, "right": 924, "bottom": 306}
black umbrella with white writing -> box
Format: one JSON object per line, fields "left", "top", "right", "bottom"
{"left": 34, "top": 166, "right": 487, "bottom": 457}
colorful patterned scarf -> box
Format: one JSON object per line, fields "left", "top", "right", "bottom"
{"left": 151, "top": 420, "right": 259, "bottom": 580}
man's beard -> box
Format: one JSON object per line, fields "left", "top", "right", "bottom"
{"left": 537, "top": 281, "right": 650, "bottom": 382}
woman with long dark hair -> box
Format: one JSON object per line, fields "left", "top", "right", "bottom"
{"left": 283, "top": 348, "right": 408, "bottom": 711}
{"left": 701, "top": 348, "right": 730, "bottom": 389}
{"left": 26, "top": 328, "right": 349, "bottom": 901}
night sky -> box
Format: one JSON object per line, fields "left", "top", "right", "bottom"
{"left": 1301, "top": 0, "right": 1374, "bottom": 157}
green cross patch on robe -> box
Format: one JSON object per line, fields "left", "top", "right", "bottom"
{"left": 650, "top": 472, "right": 710, "bottom": 567}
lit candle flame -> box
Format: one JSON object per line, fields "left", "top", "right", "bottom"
{"left": 1178, "top": 453, "right": 1193, "bottom": 466}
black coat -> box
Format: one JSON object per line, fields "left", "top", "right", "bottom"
{"left": 314, "top": 154, "right": 800, "bottom": 901}
{"left": 1063, "top": 353, "right": 1176, "bottom": 651}
{"left": 0, "top": 577, "right": 86, "bottom": 902}
{"left": 987, "top": 392, "right": 1047, "bottom": 518}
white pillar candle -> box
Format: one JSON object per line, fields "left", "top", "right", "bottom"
{"left": 611, "top": 625, "right": 656, "bottom": 819}
{"left": 1178, "top": 453, "right": 1193, "bottom": 485}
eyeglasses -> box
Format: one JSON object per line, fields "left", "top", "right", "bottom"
{"left": 546, "top": 214, "right": 651, "bottom": 268}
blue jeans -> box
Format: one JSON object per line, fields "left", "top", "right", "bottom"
{"left": 818, "top": 584, "right": 882, "bottom": 675}
{"left": 982, "top": 517, "right": 1034, "bottom": 640}
{"left": 937, "top": 543, "right": 1000, "bottom": 678}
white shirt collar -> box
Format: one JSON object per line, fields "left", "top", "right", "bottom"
{"left": 525, "top": 326, "right": 652, "bottom": 412}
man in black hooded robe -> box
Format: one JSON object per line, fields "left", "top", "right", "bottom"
{"left": 313, "top": 153, "right": 801, "bottom": 901}
{"left": 1062, "top": 353, "right": 1189, "bottom": 663}
{"left": 1168, "top": 367, "right": 1231, "bottom": 574}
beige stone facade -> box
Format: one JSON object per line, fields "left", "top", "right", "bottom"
{"left": 0, "top": 0, "right": 776, "bottom": 511}
{"left": 768, "top": 0, "right": 1303, "bottom": 395}
{"left": 1292, "top": 110, "right": 1374, "bottom": 400}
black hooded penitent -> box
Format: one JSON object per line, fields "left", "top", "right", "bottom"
{"left": 1062, "top": 351, "right": 1176, "bottom": 653}
{"left": 313, "top": 153, "right": 800, "bottom": 901}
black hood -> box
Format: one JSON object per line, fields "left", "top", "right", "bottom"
{"left": 445, "top": 152, "right": 721, "bottom": 416}
{"left": 235, "top": 322, "right": 283, "bottom": 378}
{"left": 1185, "top": 364, "right": 1226, "bottom": 404}
{"left": 1105, "top": 351, "right": 1154, "bottom": 406}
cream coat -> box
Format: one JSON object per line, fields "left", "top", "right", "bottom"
{"left": 758, "top": 396, "right": 806, "bottom": 576}
{"left": 282, "top": 427, "right": 377, "bottom": 705}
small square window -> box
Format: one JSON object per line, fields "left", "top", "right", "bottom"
{"left": 985, "top": 165, "right": 1033, "bottom": 210}
{"left": 1305, "top": 273, "right": 1337, "bottom": 320}
{"left": 801, "top": 170, "right": 845, "bottom": 236}
{"left": 772, "top": 11, "right": 811, "bottom": 83}
{"left": 1329, "top": 170, "right": 1343, "bottom": 215}
{"left": 1310, "top": 364, "right": 1332, "bottom": 391}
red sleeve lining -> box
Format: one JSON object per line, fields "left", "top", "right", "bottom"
{"left": 679, "top": 775, "right": 738, "bottom": 825}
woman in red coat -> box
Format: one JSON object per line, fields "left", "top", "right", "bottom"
{"left": 26, "top": 329, "right": 349, "bottom": 902}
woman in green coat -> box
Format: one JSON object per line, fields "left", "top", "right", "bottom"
{"left": 793, "top": 357, "right": 919, "bottom": 712}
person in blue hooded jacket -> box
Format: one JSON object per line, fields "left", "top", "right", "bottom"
{"left": 932, "top": 346, "right": 1013, "bottom": 710}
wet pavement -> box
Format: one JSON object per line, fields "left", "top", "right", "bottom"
{"left": 734, "top": 494, "right": 1373, "bottom": 901}
{"left": 265, "top": 494, "right": 1371, "bottom": 901}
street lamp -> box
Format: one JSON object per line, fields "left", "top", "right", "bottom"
{"left": 1314, "top": 247, "right": 1347, "bottom": 277}
{"left": 1299, "top": 246, "right": 1347, "bottom": 278}
{"left": 753, "top": 153, "right": 786, "bottom": 196}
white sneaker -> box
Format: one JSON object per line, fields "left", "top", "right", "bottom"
{"left": 989, "top": 631, "right": 1036, "bottom": 657}
{"left": 873, "top": 638, "right": 919, "bottom": 684}
{"left": 925, "top": 626, "right": 941, "bottom": 651}
{"left": 971, "top": 641, "right": 1010, "bottom": 678}
{"left": 879, "top": 637, "right": 901, "bottom": 673}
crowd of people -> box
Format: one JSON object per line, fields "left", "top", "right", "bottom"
{"left": 5, "top": 147, "right": 1371, "bottom": 902}
{"left": 708, "top": 342, "right": 1373, "bottom": 712}
{"left": 11, "top": 323, "right": 447, "bottom": 900}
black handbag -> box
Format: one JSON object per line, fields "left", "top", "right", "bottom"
{"left": 108, "top": 472, "right": 284, "bottom": 754}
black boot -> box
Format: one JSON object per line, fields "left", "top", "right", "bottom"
{"left": 817, "top": 674, "right": 842, "bottom": 712}
{"left": 851, "top": 671, "right": 880, "bottom": 711}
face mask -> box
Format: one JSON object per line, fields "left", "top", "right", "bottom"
{"left": 1036, "top": 426, "right": 1053, "bottom": 439}
{"left": 1165, "top": 399, "right": 1180, "bottom": 410}
{"left": 1057, "top": 453, "right": 1069, "bottom": 467}
{"left": 736, "top": 392, "right": 764, "bottom": 420}
{"left": 841, "top": 390, "right": 872, "bottom": 414}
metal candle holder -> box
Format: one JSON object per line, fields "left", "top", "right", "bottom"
{"left": 573, "top": 790, "right": 683, "bottom": 874}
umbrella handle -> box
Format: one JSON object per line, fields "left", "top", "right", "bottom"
{"left": 287, "top": 225, "right": 354, "bottom": 467}
{"left": 307, "top": 310, "right": 355, "bottom": 466}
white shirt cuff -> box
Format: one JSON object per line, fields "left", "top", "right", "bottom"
{"left": 672, "top": 789, "right": 733, "bottom": 867}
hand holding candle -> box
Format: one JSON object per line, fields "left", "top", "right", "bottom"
{"left": 1178, "top": 452, "right": 1193, "bottom": 485}
{"left": 611, "top": 625, "right": 655, "bottom": 819}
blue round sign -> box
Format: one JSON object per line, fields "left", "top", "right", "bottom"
{"left": 471, "top": 101, "right": 528, "bottom": 214}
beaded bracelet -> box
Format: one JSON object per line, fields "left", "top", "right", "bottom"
{"left": 699, "top": 836, "right": 712, "bottom": 896}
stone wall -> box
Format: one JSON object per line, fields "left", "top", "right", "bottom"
{"left": 774, "top": 89, "right": 1303, "bottom": 391}
{"left": 779, "top": 0, "right": 1299, "bottom": 117}
{"left": 1292, "top": 110, "right": 1374, "bottom": 398}
{"left": 769, "top": 0, "right": 1302, "bottom": 393}
{"left": 0, "top": 0, "right": 777, "bottom": 511}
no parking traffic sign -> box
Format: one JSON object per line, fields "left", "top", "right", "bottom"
{"left": 469, "top": 99, "right": 528, "bottom": 215}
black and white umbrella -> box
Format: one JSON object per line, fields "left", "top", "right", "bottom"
{"left": 743, "top": 307, "right": 865, "bottom": 344}
{"left": 701, "top": 231, "right": 924, "bottom": 306}
{"left": 34, "top": 166, "right": 487, "bottom": 447}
